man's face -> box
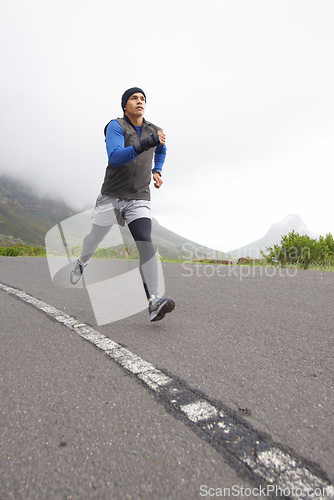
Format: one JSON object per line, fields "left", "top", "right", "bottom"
{"left": 124, "top": 92, "right": 146, "bottom": 117}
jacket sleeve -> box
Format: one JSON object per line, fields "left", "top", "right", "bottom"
{"left": 152, "top": 143, "right": 167, "bottom": 173}
{"left": 105, "top": 120, "right": 138, "bottom": 167}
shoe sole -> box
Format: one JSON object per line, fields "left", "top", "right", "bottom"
{"left": 150, "top": 299, "right": 175, "bottom": 322}
{"left": 70, "top": 269, "right": 83, "bottom": 285}
{"left": 70, "top": 274, "right": 83, "bottom": 285}
{"left": 70, "top": 262, "right": 87, "bottom": 285}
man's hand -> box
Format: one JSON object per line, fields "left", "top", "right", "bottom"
{"left": 157, "top": 129, "right": 166, "bottom": 145}
{"left": 153, "top": 171, "right": 163, "bottom": 189}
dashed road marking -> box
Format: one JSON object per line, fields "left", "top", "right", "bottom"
{"left": 1, "top": 281, "right": 333, "bottom": 499}
{"left": 180, "top": 400, "right": 218, "bottom": 423}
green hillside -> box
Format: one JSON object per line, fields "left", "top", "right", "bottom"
{"left": 0, "top": 204, "right": 68, "bottom": 246}
{"left": 0, "top": 175, "right": 222, "bottom": 259}
{"left": 0, "top": 175, "right": 74, "bottom": 246}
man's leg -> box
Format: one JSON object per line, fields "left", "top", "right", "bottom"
{"left": 128, "top": 217, "right": 175, "bottom": 321}
{"left": 128, "top": 217, "right": 157, "bottom": 299}
{"left": 80, "top": 224, "right": 112, "bottom": 263}
{"left": 70, "top": 224, "right": 111, "bottom": 285}
{"left": 81, "top": 194, "right": 121, "bottom": 262}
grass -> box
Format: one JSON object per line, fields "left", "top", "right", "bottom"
{"left": 1, "top": 243, "right": 334, "bottom": 272}
{"left": 171, "top": 258, "right": 334, "bottom": 272}
{"left": 0, "top": 244, "right": 46, "bottom": 257}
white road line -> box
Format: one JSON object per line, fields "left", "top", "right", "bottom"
{"left": 0, "top": 282, "right": 171, "bottom": 394}
{"left": 180, "top": 401, "right": 218, "bottom": 423}
{"left": 1, "top": 281, "right": 333, "bottom": 499}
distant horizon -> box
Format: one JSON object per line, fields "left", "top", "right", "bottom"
{"left": 1, "top": 1, "right": 334, "bottom": 254}
{"left": 1, "top": 173, "right": 332, "bottom": 256}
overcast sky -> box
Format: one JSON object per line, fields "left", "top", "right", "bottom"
{"left": 1, "top": 0, "right": 333, "bottom": 251}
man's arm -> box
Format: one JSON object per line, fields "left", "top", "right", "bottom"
{"left": 105, "top": 121, "right": 137, "bottom": 167}
{"left": 152, "top": 129, "right": 166, "bottom": 174}
{"left": 153, "top": 170, "right": 163, "bottom": 189}
{"left": 152, "top": 130, "right": 167, "bottom": 188}
{"left": 105, "top": 121, "right": 165, "bottom": 168}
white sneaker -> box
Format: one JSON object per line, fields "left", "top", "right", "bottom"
{"left": 148, "top": 295, "right": 175, "bottom": 322}
{"left": 70, "top": 259, "right": 88, "bottom": 285}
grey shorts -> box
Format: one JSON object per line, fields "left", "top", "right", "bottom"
{"left": 91, "top": 194, "right": 151, "bottom": 227}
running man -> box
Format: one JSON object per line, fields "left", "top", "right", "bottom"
{"left": 70, "top": 87, "right": 175, "bottom": 322}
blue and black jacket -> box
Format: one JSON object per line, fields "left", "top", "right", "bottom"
{"left": 101, "top": 115, "right": 167, "bottom": 201}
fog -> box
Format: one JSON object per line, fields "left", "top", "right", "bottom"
{"left": 1, "top": 0, "right": 334, "bottom": 250}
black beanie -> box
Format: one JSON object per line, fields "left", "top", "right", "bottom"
{"left": 121, "top": 87, "right": 146, "bottom": 111}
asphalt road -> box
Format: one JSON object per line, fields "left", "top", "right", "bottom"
{"left": 0, "top": 256, "right": 333, "bottom": 499}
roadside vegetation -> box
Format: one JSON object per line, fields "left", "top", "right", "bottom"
{"left": 70, "top": 243, "right": 139, "bottom": 260}
{"left": 261, "top": 231, "right": 334, "bottom": 271}
{"left": 1, "top": 231, "right": 334, "bottom": 271}
{"left": 0, "top": 244, "right": 46, "bottom": 257}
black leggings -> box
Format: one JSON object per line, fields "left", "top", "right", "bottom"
{"left": 80, "top": 217, "right": 157, "bottom": 299}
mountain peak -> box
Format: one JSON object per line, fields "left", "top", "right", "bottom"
{"left": 284, "top": 213, "right": 304, "bottom": 223}
{"left": 269, "top": 214, "right": 309, "bottom": 235}
{"left": 230, "top": 214, "right": 313, "bottom": 259}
